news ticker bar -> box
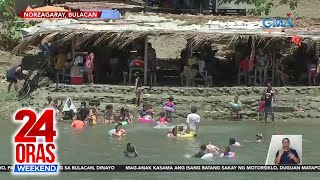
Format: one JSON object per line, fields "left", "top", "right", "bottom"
{"left": 1, "top": 165, "right": 320, "bottom": 172}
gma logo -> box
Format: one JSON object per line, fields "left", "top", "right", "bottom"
{"left": 262, "top": 18, "right": 294, "bottom": 28}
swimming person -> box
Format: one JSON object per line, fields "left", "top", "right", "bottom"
{"left": 104, "top": 104, "right": 116, "bottom": 124}
{"left": 119, "top": 107, "right": 133, "bottom": 124}
{"left": 274, "top": 138, "right": 300, "bottom": 165}
{"left": 167, "top": 126, "right": 179, "bottom": 138}
{"left": 193, "top": 144, "right": 207, "bottom": 158}
{"left": 256, "top": 133, "right": 263, "bottom": 143}
{"left": 229, "top": 138, "right": 241, "bottom": 146}
{"left": 206, "top": 142, "right": 221, "bottom": 155}
{"left": 124, "top": 143, "right": 138, "bottom": 158}
{"left": 88, "top": 105, "right": 99, "bottom": 125}
{"left": 71, "top": 113, "right": 85, "bottom": 129}
{"left": 157, "top": 111, "right": 167, "bottom": 124}
{"left": 139, "top": 104, "right": 149, "bottom": 117}
{"left": 186, "top": 106, "right": 200, "bottom": 132}
{"left": 220, "top": 146, "right": 236, "bottom": 158}
{"left": 177, "top": 126, "right": 192, "bottom": 136}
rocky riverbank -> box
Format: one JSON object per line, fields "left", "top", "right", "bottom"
{"left": 23, "top": 84, "right": 320, "bottom": 121}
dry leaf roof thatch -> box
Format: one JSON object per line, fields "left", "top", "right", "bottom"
{"left": 12, "top": 29, "right": 310, "bottom": 55}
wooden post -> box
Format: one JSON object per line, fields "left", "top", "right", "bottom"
{"left": 272, "top": 49, "right": 276, "bottom": 85}
{"left": 144, "top": 36, "right": 148, "bottom": 85}
{"left": 144, "top": 0, "right": 148, "bottom": 13}
{"left": 72, "top": 38, "right": 75, "bottom": 63}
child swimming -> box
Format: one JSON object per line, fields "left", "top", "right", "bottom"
{"left": 124, "top": 142, "right": 138, "bottom": 158}
{"left": 229, "top": 138, "right": 241, "bottom": 146}
{"left": 178, "top": 126, "right": 191, "bottom": 135}
{"left": 88, "top": 105, "right": 99, "bottom": 125}
{"left": 139, "top": 104, "right": 154, "bottom": 119}
{"left": 119, "top": 107, "right": 133, "bottom": 124}
{"left": 256, "top": 133, "right": 263, "bottom": 143}
{"left": 220, "top": 146, "right": 236, "bottom": 158}
{"left": 167, "top": 126, "right": 179, "bottom": 137}
{"left": 157, "top": 111, "right": 167, "bottom": 124}
{"left": 104, "top": 104, "right": 116, "bottom": 124}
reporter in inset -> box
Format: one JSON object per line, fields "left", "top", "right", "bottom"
{"left": 274, "top": 138, "right": 300, "bottom": 165}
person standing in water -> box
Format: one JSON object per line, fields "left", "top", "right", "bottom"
{"left": 186, "top": 106, "right": 200, "bottom": 132}
{"left": 264, "top": 83, "right": 275, "bottom": 123}
{"left": 229, "top": 96, "right": 242, "bottom": 119}
{"left": 134, "top": 72, "right": 143, "bottom": 106}
{"left": 274, "top": 138, "right": 300, "bottom": 165}
{"left": 163, "top": 96, "right": 176, "bottom": 122}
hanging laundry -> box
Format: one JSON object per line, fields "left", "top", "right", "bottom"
{"left": 291, "top": 36, "right": 302, "bottom": 47}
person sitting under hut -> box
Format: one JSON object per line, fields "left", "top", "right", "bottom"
{"left": 229, "top": 96, "right": 242, "bottom": 119}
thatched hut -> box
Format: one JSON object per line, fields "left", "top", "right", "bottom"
{"left": 13, "top": 13, "right": 320, "bottom": 86}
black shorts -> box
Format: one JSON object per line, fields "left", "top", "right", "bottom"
{"left": 6, "top": 74, "right": 17, "bottom": 83}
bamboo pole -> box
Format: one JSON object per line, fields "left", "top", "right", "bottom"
{"left": 144, "top": 36, "right": 148, "bottom": 85}
{"left": 272, "top": 49, "right": 276, "bottom": 85}
{"left": 72, "top": 38, "right": 75, "bottom": 63}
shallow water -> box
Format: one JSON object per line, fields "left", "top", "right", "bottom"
{"left": 0, "top": 118, "right": 319, "bottom": 180}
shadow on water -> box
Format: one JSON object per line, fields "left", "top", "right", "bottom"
{"left": 0, "top": 119, "right": 319, "bottom": 179}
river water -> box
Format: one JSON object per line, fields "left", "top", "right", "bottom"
{"left": 0, "top": 118, "right": 319, "bottom": 180}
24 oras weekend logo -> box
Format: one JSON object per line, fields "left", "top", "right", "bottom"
{"left": 12, "top": 108, "right": 59, "bottom": 175}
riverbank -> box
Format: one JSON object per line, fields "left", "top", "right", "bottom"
{"left": 17, "top": 84, "right": 319, "bottom": 121}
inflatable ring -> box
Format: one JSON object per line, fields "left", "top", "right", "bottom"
{"left": 108, "top": 129, "right": 126, "bottom": 137}
{"left": 220, "top": 152, "right": 236, "bottom": 158}
{"left": 138, "top": 117, "right": 154, "bottom": 123}
{"left": 231, "top": 103, "right": 241, "bottom": 110}
{"left": 167, "top": 131, "right": 197, "bottom": 138}
{"left": 201, "top": 153, "right": 214, "bottom": 159}
{"left": 120, "top": 121, "right": 128, "bottom": 126}
{"left": 163, "top": 106, "right": 176, "bottom": 112}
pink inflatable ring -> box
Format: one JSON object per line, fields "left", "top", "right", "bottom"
{"left": 138, "top": 117, "right": 154, "bottom": 123}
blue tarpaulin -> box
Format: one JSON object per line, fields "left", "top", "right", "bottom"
{"left": 100, "top": 9, "right": 121, "bottom": 20}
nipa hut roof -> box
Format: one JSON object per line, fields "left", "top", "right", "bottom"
{"left": 13, "top": 13, "right": 320, "bottom": 55}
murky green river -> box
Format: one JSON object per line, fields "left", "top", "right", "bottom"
{"left": 0, "top": 118, "right": 319, "bottom": 180}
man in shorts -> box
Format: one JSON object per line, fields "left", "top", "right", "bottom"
{"left": 264, "top": 83, "right": 275, "bottom": 123}
{"left": 6, "top": 65, "right": 29, "bottom": 93}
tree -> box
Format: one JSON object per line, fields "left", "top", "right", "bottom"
{"left": 0, "top": 0, "right": 34, "bottom": 51}
{"left": 221, "top": 0, "right": 298, "bottom": 16}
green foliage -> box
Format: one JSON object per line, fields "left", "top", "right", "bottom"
{"left": 0, "top": 0, "right": 35, "bottom": 51}
{"left": 221, "top": 0, "right": 298, "bottom": 16}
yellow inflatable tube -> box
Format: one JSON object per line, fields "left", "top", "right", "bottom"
{"left": 176, "top": 131, "right": 197, "bottom": 138}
